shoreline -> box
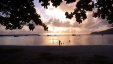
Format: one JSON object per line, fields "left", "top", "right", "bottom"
{"left": 0, "top": 45, "right": 113, "bottom": 57}
{"left": 0, "top": 45, "right": 113, "bottom": 64}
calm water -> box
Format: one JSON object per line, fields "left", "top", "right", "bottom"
{"left": 0, "top": 35, "right": 113, "bottom": 46}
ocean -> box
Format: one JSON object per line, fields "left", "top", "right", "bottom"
{"left": 0, "top": 34, "right": 113, "bottom": 46}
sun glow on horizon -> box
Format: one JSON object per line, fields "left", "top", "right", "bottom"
{"left": 34, "top": 0, "right": 111, "bottom": 35}
{"left": 48, "top": 25, "right": 67, "bottom": 32}
{"left": 45, "top": 2, "right": 70, "bottom": 22}
{"left": 44, "top": 25, "right": 93, "bottom": 35}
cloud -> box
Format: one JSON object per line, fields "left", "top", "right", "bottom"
{"left": 46, "top": 18, "right": 72, "bottom": 27}
{"left": 45, "top": 10, "right": 111, "bottom": 34}
{"left": 1, "top": 0, "right": 111, "bottom": 34}
{"left": 58, "top": 2, "right": 76, "bottom": 13}
{"left": 55, "top": 1, "right": 111, "bottom": 33}
{"left": 73, "top": 12, "right": 111, "bottom": 33}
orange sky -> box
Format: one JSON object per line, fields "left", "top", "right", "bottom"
{"left": 0, "top": 0, "right": 111, "bottom": 35}
{"left": 33, "top": 0, "right": 111, "bottom": 34}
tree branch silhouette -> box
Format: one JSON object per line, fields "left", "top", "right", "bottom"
{"left": 0, "top": 0, "right": 113, "bottom": 31}
{"left": 0, "top": 0, "right": 48, "bottom": 31}
{"left": 40, "top": 0, "right": 113, "bottom": 24}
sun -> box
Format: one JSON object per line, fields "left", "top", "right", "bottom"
{"left": 45, "top": 2, "right": 70, "bottom": 22}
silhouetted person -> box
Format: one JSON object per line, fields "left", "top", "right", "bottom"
{"left": 69, "top": 40, "right": 71, "bottom": 44}
{"left": 59, "top": 40, "right": 61, "bottom": 46}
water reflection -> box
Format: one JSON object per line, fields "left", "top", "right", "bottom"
{"left": 0, "top": 35, "right": 113, "bottom": 46}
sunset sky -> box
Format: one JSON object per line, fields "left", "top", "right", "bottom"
{"left": 32, "top": 0, "right": 111, "bottom": 34}
{"left": 0, "top": 0, "right": 112, "bottom": 35}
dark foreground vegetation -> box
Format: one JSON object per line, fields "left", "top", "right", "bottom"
{"left": 0, "top": 46, "right": 113, "bottom": 64}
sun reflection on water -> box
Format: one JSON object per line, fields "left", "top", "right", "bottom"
{"left": 0, "top": 35, "right": 113, "bottom": 45}
{"left": 43, "top": 35, "right": 73, "bottom": 46}
{"left": 50, "top": 36, "right": 59, "bottom": 45}
{"left": 42, "top": 34, "right": 112, "bottom": 46}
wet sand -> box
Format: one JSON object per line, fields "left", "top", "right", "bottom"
{"left": 0, "top": 45, "right": 113, "bottom": 64}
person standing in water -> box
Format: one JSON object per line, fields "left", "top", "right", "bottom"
{"left": 69, "top": 40, "right": 71, "bottom": 45}
{"left": 58, "top": 40, "right": 64, "bottom": 46}
{"left": 59, "top": 40, "right": 61, "bottom": 46}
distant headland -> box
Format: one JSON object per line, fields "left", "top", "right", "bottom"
{"left": 92, "top": 28, "right": 113, "bottom": 34}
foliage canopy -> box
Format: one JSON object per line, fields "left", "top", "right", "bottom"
{"left": 0, "top": 0, "right": 48, "bottom": 30}
{"left": 0, "top": 0, "right": 113, "bottom": 30}
{"left": 40, "top": 0, "right": 113, "bottom": 24}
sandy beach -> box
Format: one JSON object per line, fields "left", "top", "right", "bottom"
{"left": 0, "top": 45, "right": 113, "bottom": 64}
